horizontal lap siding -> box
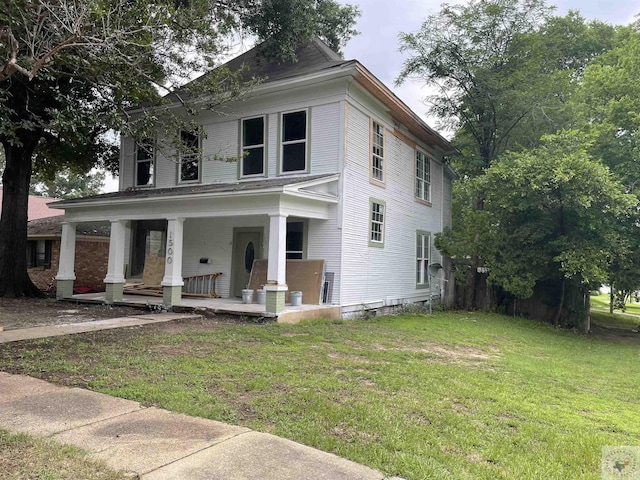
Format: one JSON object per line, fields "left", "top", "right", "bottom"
{"left": 310, "top": 103, "right": 341, "bottom": 175}
{"left": 182, "top": 216, "right": 269, "bottom": 298}
{"left": 201, "top": 120, "right": 239, "bottom": 183}
{"left": 306, "top": 208, "right": 341, "bottom": 304}
{"left": 341, "top": 103, "right": 445, "bottom": 306}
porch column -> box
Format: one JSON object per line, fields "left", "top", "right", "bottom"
{"left": 55, "top": 221, "right": 76, "bottom": 299}
{"left": 265, "top": 213, "right": 288, "bottom": 314}
{"left": 104, "top": 220, "right": 127, "bottom": 303}
{"left": 161, "top": 217, "right": 185, "bottom": 307}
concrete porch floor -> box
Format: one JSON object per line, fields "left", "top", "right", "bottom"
{"left": 70, "top": 292, "right": 341, "bottom": 324}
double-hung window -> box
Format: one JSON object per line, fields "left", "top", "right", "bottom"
{"left": 416, "top": 231, "right": 430, "bottom": 287}
{"left": 242, "top": 116, "right": 265, "bottom": 176}
{"left": 371, "top": 120, "right": 384, "bottom": 184}
{"left": 179, "top": 130, "right": 200, "bottom": 183}
{"left": 27, "top": 240, "right": 52, "bottom": 269}
{"left": 416, "top": 150, "right": 431, "bottom": 202}
{"left": 135, "top": 139, "right": 154, "bottom": 187}
{"left": 281, "top": 110, "right": 307, "bottom": 173}
{"left": 286, "top": 221, "right": 305, "bottom": 259}
{"left": 369, "top": 199, "right": 386, "bottom": 247}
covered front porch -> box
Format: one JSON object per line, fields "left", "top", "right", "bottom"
{"left": 51, "top": 175, "right": 340, "bottom": 317}
{"left": 70, "top": 291, "right": 341, "bottom": 324}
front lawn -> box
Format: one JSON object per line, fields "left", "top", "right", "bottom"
{"left": 1, "top": 312, "right": 638, "bottom": 480}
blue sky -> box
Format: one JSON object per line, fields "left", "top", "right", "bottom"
{"left": 342, "top": 0, "right": 639, "bottom": 130}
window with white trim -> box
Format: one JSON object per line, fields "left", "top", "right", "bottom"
{"left": 416, "top": 150, "right": 431, "bottom": 202}
{"left": 135, "top": 139, "right": 154, "bottom": 186}
{"left": 179, "top": 130, "right": 200, "bottom": 183}
{"left": 242, "top": 116, "right": 265, "bottom": 176}
{"left": 281, "top": 110, "right": 307, "bottom": 172}
{"left": 371, "top": 120, "right": 384, "bottom": 183}
{"left": 369, "top": 199, "right": 385, "bottom": 246}
{"left": 416, "top": 231, "right": 430, "bottom": 287}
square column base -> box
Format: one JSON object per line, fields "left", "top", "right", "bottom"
{"left": 56, "top": 280, "right": 74, "bottom": 300}
{"left": 266, "top": 290, "right": 287, "bottom": 314}
{"left": 163, "top": 285, "right": 182, "bottom": 307}
{"left": 105, "top": 283, "right": 124, "bottom": 303}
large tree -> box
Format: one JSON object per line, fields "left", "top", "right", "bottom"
{"left": 397, "top": 0, "right": 617, "bottom": 313}
{"left": 0, "top": 0, "right": 359, "bottom": 297}
{"left": 469, "top": 132, "right": 636, "bottom": 326}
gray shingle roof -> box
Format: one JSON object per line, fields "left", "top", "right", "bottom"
{"left": 52, "top": 174, "right": 337, "bottom": 207}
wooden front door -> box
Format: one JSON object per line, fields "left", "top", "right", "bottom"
{"left": 231, "top": 228, "right": 263, "bottom": 298}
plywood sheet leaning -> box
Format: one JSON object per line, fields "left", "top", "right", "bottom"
{"left": 248, "top": 259, "right": 326, "bottom": 304}
{"left": 124, "top": 256, "right": 166, "bottom": 296}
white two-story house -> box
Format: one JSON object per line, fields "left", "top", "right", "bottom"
{"left": 53, "top": 37, "right": 456, "bottom": 318}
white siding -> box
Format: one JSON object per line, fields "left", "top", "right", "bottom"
{"left": 120, "top": 136, "right": 135, "bottom": 189}
{"left": 182, "top": 216, "right": 269, "bottom": 298}
{"left": 201, "top": 120, "right": 240, "bottom": 183}
{"left": 267, "top": 113, "right": 278, "bottom": 177}
{"left": 306, "top": 206, "right": 341, "bottom": 304}
{"left": 340, "top": 100, "right": 446, "bottom": 307}
{"left": 309, "top": 103, "right": 342, "bottom": 175}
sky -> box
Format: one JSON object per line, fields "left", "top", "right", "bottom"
{"left": 342, "top": 0, "right": 639, "bottom": 133}
{"left": 103, "top": 0, "right": 638, "bottom": 191}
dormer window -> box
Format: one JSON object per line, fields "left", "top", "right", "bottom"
{"left": 179, "top": 130, "right": 200, "bottom": 183}
{"left": 242, "top": 116, "right": 265, "bottom": 177}
{"left": 281, "top": 110, "right": 307, "bottom": 173}
{"left": 135, "top": 139, "right": 154, "bottom": 187}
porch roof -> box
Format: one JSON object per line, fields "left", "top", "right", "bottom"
{"left": 52, "top": 174, "right": 339, "bottom": 209}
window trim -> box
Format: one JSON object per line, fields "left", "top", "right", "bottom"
{"left": 178, "top": 130, "right": 201, "bottom": 184}
{"left": 134, "top": 138, "right": 155, "bottom": 187}
{"left": 280, "top": 109, "right": 309, "bottom": 175}
{"left": 27, "top": 239, "right": 52, "bottom": 269}
{"left": 415, "top": 149, "right": 432, "bottom": 205}
{"left": 370, "top": 119, "right": 385, "bottom": 187}
{"left": 286, "top": 219, "right": 308, "bottom": 260}
{"left": 240, "top": 115, "right": 266, "bottom": 178}
{"left": 416, "top": 231, "right": 431, "bottom": 288}
{"left": 368, "top": 198, "right": 386, "bottom": 248}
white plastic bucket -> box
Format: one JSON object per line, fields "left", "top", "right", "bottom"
{"left": 290, "top": 291, "right": 302, "bottom": 306}
{"left": 256, "top": 289, "right": 266, "bottom": 305}
{"left": 242, "top": 289, "right": 254, "bottom": 304}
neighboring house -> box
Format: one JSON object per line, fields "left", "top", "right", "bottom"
{"left": 0, "top": 188, "right": 64, "bottom": 220}
{"left": 52, "top": 37, "right": 456, "bottom": 317}
{"left": 27, "top": 216, "right": 110, "bottom": 293}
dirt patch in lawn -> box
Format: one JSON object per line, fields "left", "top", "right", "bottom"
{"left": 0, "top": 297, "right": 146, "bottom": 331}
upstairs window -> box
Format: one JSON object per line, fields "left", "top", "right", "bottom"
{"left": 135, "top": 139, "right": 154, "bottom": 187}
{"left": 416, "top": 231, "right": 431, "bottom": 287}
{"left": 416, "top": 150, "right": 431, "bottom": 202}
{"left": 27, "top": 240, "right": 52, "bottom": 269}
{"left": 371, "top": 120, "right": 384, "bottom": 184}
{"left": 179, "top": 130, "right": 200, "bottom": 183}
{"left": 369, "top": 199, "right": 385, "bottom": 247}
{"left": 281, "top": 110, "right": 307, "bottom": 173}
{"left": 242, "top": 116, "right": 265, "bottom": 176}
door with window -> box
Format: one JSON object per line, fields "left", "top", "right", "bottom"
{"left": 231, "top": 228, "right": 263, "bottom": 297}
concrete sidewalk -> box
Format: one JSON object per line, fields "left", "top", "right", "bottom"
{"left": 0, "top": 373, "right": 402, "bottom": 479}
{"left": 0, "top": 313, "right": 199, "bottom": 343}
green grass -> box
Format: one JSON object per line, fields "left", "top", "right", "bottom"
{"left": 1, "top": 312, "right": 639, "bottom": 480}
{"left": 590, "top": 293, "right": 640, "bottom": 329}
{"left": 0, "top": 429, "right": 126, "bottom": 479}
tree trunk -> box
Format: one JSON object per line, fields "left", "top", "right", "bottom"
{"left": 553, "top": 278, "right": 566, "bottom": 328}
{"left": 0, "top": 135, "right": 45, "bottom": 297}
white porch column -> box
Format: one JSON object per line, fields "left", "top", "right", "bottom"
{"left": 161, "top": 217, "right": 185, "bottom": 307}
{"left": 55, "top": 221, "right": 77, "bottom": 299}
{"left": 104, "top": 220, "right": 127, "bottom": 303}
{"left": 265, "top": 213, "right": 288, "bottom": 314}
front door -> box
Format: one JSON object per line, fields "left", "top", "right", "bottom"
{"left": 231, "top": 228, "right": 263, "bottom": 297}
